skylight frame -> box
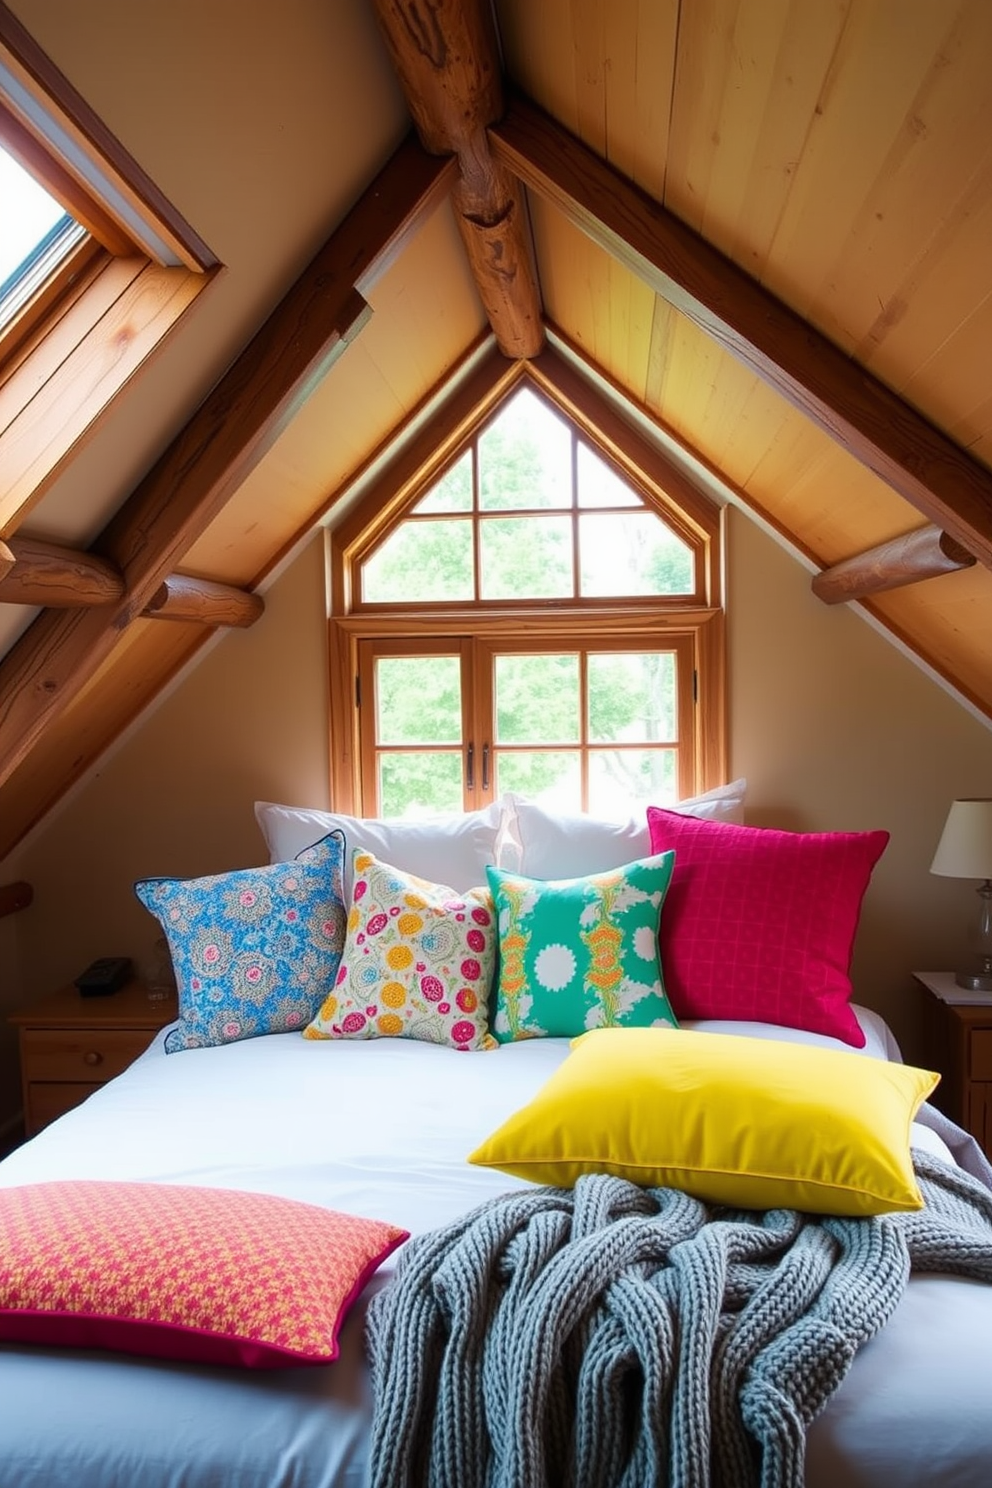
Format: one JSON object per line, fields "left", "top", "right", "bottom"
{"left": 0, "top": 1, "right": 219, "bottom": 536}
{"left": 0, "top": 146, "right": 88, "bottom": 333}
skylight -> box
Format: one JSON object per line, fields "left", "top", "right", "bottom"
{"left": 0, "top": 142, "right": 85, "bottom": 329}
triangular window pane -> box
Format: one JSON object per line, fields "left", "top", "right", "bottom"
{"left": 413, "top": 451, "right": 472, "bottom": 513}
{"left": 479, "top": 386, "right": 570, "bottom": 510}
{"left": 362, "top": 519, "right": 474, "bottom": 602}
{"left": 578, "top": 443, "right": 642, "bottom": 508}
{"left": 359, "top": 381, "right": 702, "bottom": 605}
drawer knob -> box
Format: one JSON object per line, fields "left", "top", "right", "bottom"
{"left": 83, "top": 1050, "right": 103, "bottom": 1067}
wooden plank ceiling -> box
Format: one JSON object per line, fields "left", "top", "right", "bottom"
{"left": 1, "top": 0, "right": 991, "bottom": 860}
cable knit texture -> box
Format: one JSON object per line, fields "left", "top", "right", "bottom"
{"left": 366, "top": 1151, "right": 992, "bottom": 1488}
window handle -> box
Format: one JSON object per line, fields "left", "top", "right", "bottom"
{"left": 466, "top": 741, "right": 474, "bottom": 790}
{"left": 482, "top": 742, "right": 490, "bottom": 791}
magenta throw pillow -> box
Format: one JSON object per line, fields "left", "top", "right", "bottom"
{"left": 645, "top": 810, "right": 889, "bottom": 1047}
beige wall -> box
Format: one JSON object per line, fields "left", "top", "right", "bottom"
{"left": 726, "top": 507, "right": 992, "bottom": 1059}
{"left": 2, "top": 509, "right": 990, "bottom": 1125}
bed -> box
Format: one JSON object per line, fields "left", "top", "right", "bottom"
{"left": 1, "top": 788, "right": 991, "bottom": 1488}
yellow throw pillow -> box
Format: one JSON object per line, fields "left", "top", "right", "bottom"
{"left": 468, "top": 1027, "right": 939, "bottom": 1217}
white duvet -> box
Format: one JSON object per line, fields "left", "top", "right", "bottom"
{"left": 0, "top": 1006, "right": 989, "bottom": 1488}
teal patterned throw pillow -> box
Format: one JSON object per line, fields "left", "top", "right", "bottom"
{"left": 485, "top": 853, "right": 678, "bottom": 1043}
{"left": 135, "top": 832, "right": 347, "bottom": 1053}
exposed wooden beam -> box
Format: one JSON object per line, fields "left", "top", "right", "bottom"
{"left": 0, "top": 540, "right": 13, "bottom": 583}
{"left": 0, "top": 535, "right": 264, "bottom": 627}
{"left": 812, "top": 526, "right": 976, "bottom": 605}
{"left": 0, "top": 133, "right": 456, "bottom": 796}
{"left": 143, "top": 574, "right": 264, "bottom": 628}
{"left": 549, "top": 322, "right": 992, "bottom": 730}
{"left": 371, "top": 0, "right": 543, "bottom": 359}
{"left": 490, "top": 94, "right": 992, "bottom": 572}
{"left": 0, "top": 880, "right": 32, "bottom": 918}
{"left": 370, "top": 0, "right": 502, "bottom": 154}
{"left": 0, "top": 535, "right": 124, "bottom": 606}
{"left": 449, "top": 169, "right": 542, "bottom": 360}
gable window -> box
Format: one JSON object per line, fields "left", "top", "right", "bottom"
{"left": 361, "top": 386, "right": 698, "bottom": 606}
{"left": 330, "top": 358, "right": 725, "bottom": 820}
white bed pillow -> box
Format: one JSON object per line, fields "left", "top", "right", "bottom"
{"left": 682, "top": 1003, "right": 898, "bottom": 1063}
{"left": 501, "top": 780, "right": 747, "bottom": 879}
{"left": 254, "top": 797, "right": 507, "bottom": 894}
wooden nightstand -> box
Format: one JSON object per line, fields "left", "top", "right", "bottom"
{"left": 9, "top": 979, "right": 178, "bottom": 1137}
{"left": 915, "top": 970, "right": 992, "bottom": 1158}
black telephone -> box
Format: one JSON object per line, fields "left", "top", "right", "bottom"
{"left": 74, "top": 956, "right": 133, "bottom": 997}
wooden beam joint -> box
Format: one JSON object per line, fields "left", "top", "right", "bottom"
{"left": 0, "top": 537, "right": 262, "bottom": 626}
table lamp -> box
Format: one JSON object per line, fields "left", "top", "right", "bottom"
{"left": 931, "top": 798, "right": 992, "bottom": 991}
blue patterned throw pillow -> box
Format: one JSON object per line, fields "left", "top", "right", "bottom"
{"left": 135, "top": 832, "right": 347, "bottom": 1053}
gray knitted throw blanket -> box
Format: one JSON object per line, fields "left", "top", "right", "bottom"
{"left": 365, "top": 1151, "right": 992, "bottom": 1488}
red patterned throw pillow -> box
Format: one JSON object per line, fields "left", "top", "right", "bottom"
{"left": 646, "top": 810, "right": 889, "bottom": 1047}
{"left": 0, "top": 1180, "right": 407, "bottom": 1368}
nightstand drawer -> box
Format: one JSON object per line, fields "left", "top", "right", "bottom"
{"left": 971, "top": 1030, "right": 992, "bottom": 1081}
{"left": 20, "top": 1027, "right": 152, "bottom": 1083}
{"left": 27, "top": 1082, "right": 104, "bottom": 1132}
{"left": 10, "top": 982, "right": 176, "bottom": 1139}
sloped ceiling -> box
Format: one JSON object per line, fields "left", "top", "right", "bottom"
{"left": 1, "top": 0, "right": 991, "bottom": 862}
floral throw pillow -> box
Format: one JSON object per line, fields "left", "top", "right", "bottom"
{"left": 485, "top": 852, "right": 678, "bottom": 1042}
{"left": 135, "top": 831, "right": 347, "bottom": 1053}
{"left": 303, "top": 851, "right": 497, "bottom": 1050}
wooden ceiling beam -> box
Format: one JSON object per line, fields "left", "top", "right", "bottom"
{"left": 0, "top": 133, "right": 456, "bottom": 796}
{"left": 490, "top": 94, "right": 992, "bottom": 572}
{"left": 143, "top": 574, "right": 264, "bottom": 628}
{"left": 371, "top": 0, "right": 543, "bottom": 360}
{"left": 0, "top": 535, "right": 124, "bottom": 607}
{"left": 812, "top": 526, "right": 976, "bottom": 605}
{"left": 0, "top": 535, "right": 263, "bottom": 625}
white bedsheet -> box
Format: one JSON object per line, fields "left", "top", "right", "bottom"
{"left": 0, "top": 1006, "right": 989, "bottom": 1487}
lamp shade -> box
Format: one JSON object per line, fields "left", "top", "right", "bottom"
{"left": 931, "top": 799, "right": 992, "bottom": 880}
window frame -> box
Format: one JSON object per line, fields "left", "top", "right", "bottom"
{"left": 328, "top": 352, "right": 727, "bottom": 818}
{"left": 354, "top": 629, "right": 703, "bottom": 818}
{"left": 349, "top": 376, "right": 719, "bottom": 615}
{"left": 333, "top": 605, "right": 725, "bottom": 816}
{"left": 357, "top": 635, "right": 477, "bottom": 814}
